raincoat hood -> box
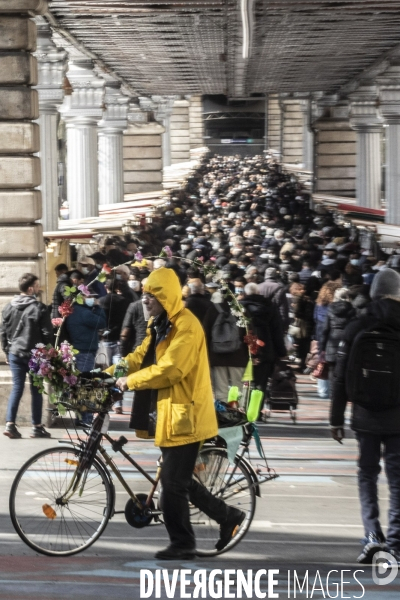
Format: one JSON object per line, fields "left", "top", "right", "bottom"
{"left": 144, "top": 267, "right": 184, "bottom": 320}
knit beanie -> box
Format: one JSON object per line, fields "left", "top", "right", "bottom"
{"left": 370, "top": 268, "right": 400, "bottom": 300}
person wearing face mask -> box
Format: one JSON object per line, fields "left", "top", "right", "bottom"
{"left": 65, "top": 293, "right": 107, "bottom": 424}
{"left": 113, "top": 265, "right": 139, "bottom": 304}
{"left": 78, "top": 257, "right": 106, "bottom": 298}
{"left": 50, "top": 264, "right": 72, "bottom": 320}
{"left": 1, "top": 273, "right": 53, "bottom": 439}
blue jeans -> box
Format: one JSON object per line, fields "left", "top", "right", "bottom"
{"left": 75, "top": 352, "right": 96, "bottom": 424}
{"left": 317, "top": 377, "right": 330, "bottom": 398}
{"left": 356, "top": 432, "right": 400, "bottom": 552}
{"left": 6, "top": 353, "right": 43, "bottom": 425}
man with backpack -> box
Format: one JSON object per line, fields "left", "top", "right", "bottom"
{"left": 1, "top": 273, "right": 53, "bottom": 439}
{"left": 330, "top": 268, "right": 400, "bottom": 564}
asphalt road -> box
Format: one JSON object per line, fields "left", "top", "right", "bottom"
{"left": 0, "top": 375, "right": 398, "bottom": 599}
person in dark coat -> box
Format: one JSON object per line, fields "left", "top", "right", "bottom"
{"left": 320, "top": 288, "right": 355, "bottom": 391}
{"left": 119, "top": 279, "right": 149, "bottom": 356}
{"left": 257, "top": 267, "right": 289, "bottom": 331}
{"left": 51, "top": 264, "right": 71, "bottom": 319}
{"left": 97, "top": 280, "right": 130, "bottom": 361}
{"left": 185, "top": 279, "right": 212, "bottom": 324}
{"left": 65, "top": 297, "right": 107, "bottom": 373}
{"left": 330, "top": 269, "right": 400, "bottom": 564}
{"left": 203, "top": 297, "right": 248, "bottom": 403}
{"left": 240, "top": 284, "right": 286, "bottom": 395}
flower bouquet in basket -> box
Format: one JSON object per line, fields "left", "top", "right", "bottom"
{"left": 29, "top": 342, "right": 80, "bottom": 415}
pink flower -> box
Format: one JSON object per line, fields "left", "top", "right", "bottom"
{"left": 134, "top": 251, "right": 143, "bottom": 261}
{"left": 78, "top": 284, "right": 91, "bottom": 297}
{"left": 58, "top": 300, "right": 74, "bottom": 317}
{"left": 51, "top": 318, "right": 63, "bottom": 327}
{"left": 163, "top": 246, "right": 173, "bottom": 258}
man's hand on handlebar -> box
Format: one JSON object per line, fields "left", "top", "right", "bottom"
{"left": 116, "top": 377, "right": 129, "bottom": 392}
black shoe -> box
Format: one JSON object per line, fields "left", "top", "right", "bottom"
{"left": 3, "top": 423, "right": 21, "bottom": 439}
{"left": 30, "top": 425, "right": 51, "bottom": 438}
{"left": 357, "top": 532, "right": 385, "bottom": 564}
{"left": 154, "top": 545, "right": 196, "bottom": 560}
{"left": 215, "top": 509, "right": 246, "bottom": 551}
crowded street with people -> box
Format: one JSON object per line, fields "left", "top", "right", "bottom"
{"left": 1, "top": 153, "right": 400, "bottom": 598}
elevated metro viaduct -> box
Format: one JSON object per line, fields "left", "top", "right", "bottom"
{"left": 2, "top": 0, "right": 400, "bottom": 419}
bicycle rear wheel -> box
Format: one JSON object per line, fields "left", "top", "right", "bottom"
{"left": 190, "top": 446, "right": 256, "bottom": 556}
{"left": 10, "top": 446, "right": 113, "bottom": 556}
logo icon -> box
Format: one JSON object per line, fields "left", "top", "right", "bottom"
{"left": 372, "top": 551, "right": 398, "bottom": 586}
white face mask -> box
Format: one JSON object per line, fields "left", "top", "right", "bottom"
{"left": 81, "top": 267, "right": 89, "bottom": 275}
{"left": 85, "top": 298, "right": 95, "bottom": 307}
{"left": 181, "top": 245, "right": 189, "bottom": 251}
{"left": 115, "top": 274, "right": 122, "bottom": 280}
{"left": 95, "top": 263, "right": 102, "bottom": 270}
{"left": 128, "top": 280, "right": 140, "bottom": 291}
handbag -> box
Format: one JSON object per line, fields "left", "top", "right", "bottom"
{"left": 311, "top": 361, "right": 329, "bottom": 380}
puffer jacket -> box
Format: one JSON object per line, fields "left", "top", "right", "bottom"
{"left": 320, "top": 301, "right": 356, "bottom": 362}
{"left": 109, "top": 267, "right": 218, "bottom": 447}
{"left": 331, "top": 297, "right": 400, "bottom": 434}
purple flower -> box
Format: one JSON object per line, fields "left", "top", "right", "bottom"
{"left": 78, "top": 284, "right": 91, "bottom": 297}
{"left": 134, "top": 251, "right": 143, "bottom": 261}
{"left": 163, "top": 246, "right": 173, "bottom": 258}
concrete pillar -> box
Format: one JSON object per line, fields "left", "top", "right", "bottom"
{"left": 0, "top": 0, "right": 47, "bottom": 421}
{"left": 98, "top": 82, "right": 128, "bottom": 205}
{"left": 151, "top": 96, "right": 176, "bottom": 168}
{"left": 349, "top": 85, "right": 383, "bottom": 210}
{"left": 377, "top": 64, "right": 400, "bottom": 224}
{"left": 313, "top": 97, "right": 357, "bottom": 198}
{"left": 170, "top": 98, "right": 190, "bottom": 164}
{"left": 188, "top": 95, "right": 204, "bottom": 149}
{"left": 299, "top": 98, "right": 313, "bottom": 171}
{"left": 34, "top": 18, "right": 67, "bottom": 231}
{"left": 266, "top": 94, "right": 282, "bottom": 156}
{"left": 123, "top": 103, "right": 164, "bottom": 195}
{"left": 59, "top": 59, "right": 104, "bottom": 220}
{"left": 281, "top": 96, "right": 304, "bottom": 165}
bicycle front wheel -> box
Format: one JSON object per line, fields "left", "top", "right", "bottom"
{"left": 190, "top": 446, "right": 256, "bottom": 556}
{"left": 10, "top": 446, "right": 113, "bottom": 556}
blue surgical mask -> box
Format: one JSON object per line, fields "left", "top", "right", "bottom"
{"left": 235, "top": 287, "right": 243, "bottom": 294}
{"left": 350, "top": 259, "right": 359, "bottom": 266}
{"left": 85, "top": 298, "right": 95, "bottom": 307}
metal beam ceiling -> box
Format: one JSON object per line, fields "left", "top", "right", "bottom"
{"left": 47, "top": 1, "right": 400, "bottom": 97}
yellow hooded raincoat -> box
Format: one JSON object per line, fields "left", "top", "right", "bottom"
{"left": 109, "top": 267, "right": 218, "bottom": 447}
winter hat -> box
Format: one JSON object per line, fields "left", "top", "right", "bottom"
{"left": 370, "top": 268, "right": 400, "bottom": 300}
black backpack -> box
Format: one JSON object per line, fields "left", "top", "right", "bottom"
{"left": 210, "top": 304, "right": 241, "bottom": 354}
{"left": 346, "top": 325, "right": 400, "bottom": 411}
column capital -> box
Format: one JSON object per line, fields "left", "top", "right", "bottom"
{"left": 59, "top": 59, "right": 105, "bottom": 124}
{"left": 33, "top": 19, "right": 68, "bottom": 112}
{"left": 377, "top": 63, "right": 400, "bottom": 123}
{"left": 349, "top": 84, "right": 383, "bottom": 132}
{"left": 98, "top": 82, "right": 129, "bottom": 132}
{"left": 127, "top": 100, "right": 148, "bottom": 124}
{"left": 151, "top": 95, "right": 177, "bottom": 121}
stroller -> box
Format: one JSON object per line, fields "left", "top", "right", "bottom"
{"left": 264, "top": 360, "right": 299, "bottom": 423}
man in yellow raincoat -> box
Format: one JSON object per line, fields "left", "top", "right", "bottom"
{"left": 113, "top": 267, "right": 245, "bottom": 559}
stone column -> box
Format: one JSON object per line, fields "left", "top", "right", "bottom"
{"left": 170, "top": 98, "right": 190, "bottom": 164}
{"left": 281, "top": 96, "right": 304, "bottom": 165}
{"left": 59, "top": 59, "right": 104, "bottom": 220}
{"left": 98, "top": 82, "right": 128, "bottom": 205}
{"left": 266, "top": 93, "right": 282, "bottom": 156}
{"left": 377, "top": 64, "right": 400, "bottom": 224}
{"left": 188, "top": 95, "right": 204, "bottom": 150}
{"left": 349, "top": 85, "right": 383, "bottom": 210}
{"left": 34, "top": 18, "right": 67, "bottom": 231}
{"left": 151, "top": 96, "right": 176, "bottom": 168}
{"left": 0, "top": 0, "right": 47, "bottom": 420}
{"left": 299, "top": 98, "right": 313, "bottom": 171}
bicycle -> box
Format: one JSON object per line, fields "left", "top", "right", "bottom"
{"left": 9, "top": 374, "right": 277, "bottom": 557}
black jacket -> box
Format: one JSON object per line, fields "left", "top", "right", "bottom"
{"left": 1, "top": 295, "right": 53, "bottom": 359}
{"left": 203, "top": 301, "right": 248, "bottom": 368}
{"left": 120, "top": 300, "right": 148, "bottom": 355}
{"left": 320, "top": 301, "right": 356, "bottom": 363}
{"left": 240, "top": 294, "right": 286, "bottom": 363}
{"left": 185, "top": 293, "right": 212, "bottom": 325}
{"left": 331, "top": 298, "right": 400, "bottom": 434}
{"left": 98, "top": 293, "right": 130, "bottom": 342}
{"left": 51, "top": 273, "right": 71, "bottom": 319}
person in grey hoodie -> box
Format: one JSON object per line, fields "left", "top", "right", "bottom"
{"left": 1, "top": 273, "right": 53, "bottom": 439}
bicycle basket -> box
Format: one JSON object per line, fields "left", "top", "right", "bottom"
{"left": 215, "top": 401, "right": 248, "bottom": 428}
{"left": 55, "top": 379, "right": 114, "bottom": 413}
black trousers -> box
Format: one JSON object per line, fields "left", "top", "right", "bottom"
{"left": 160, "top": 442, "right": 231, "bottom": 549}
{"left": 356, "top": 432, "right": 400, "bottom": 552}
